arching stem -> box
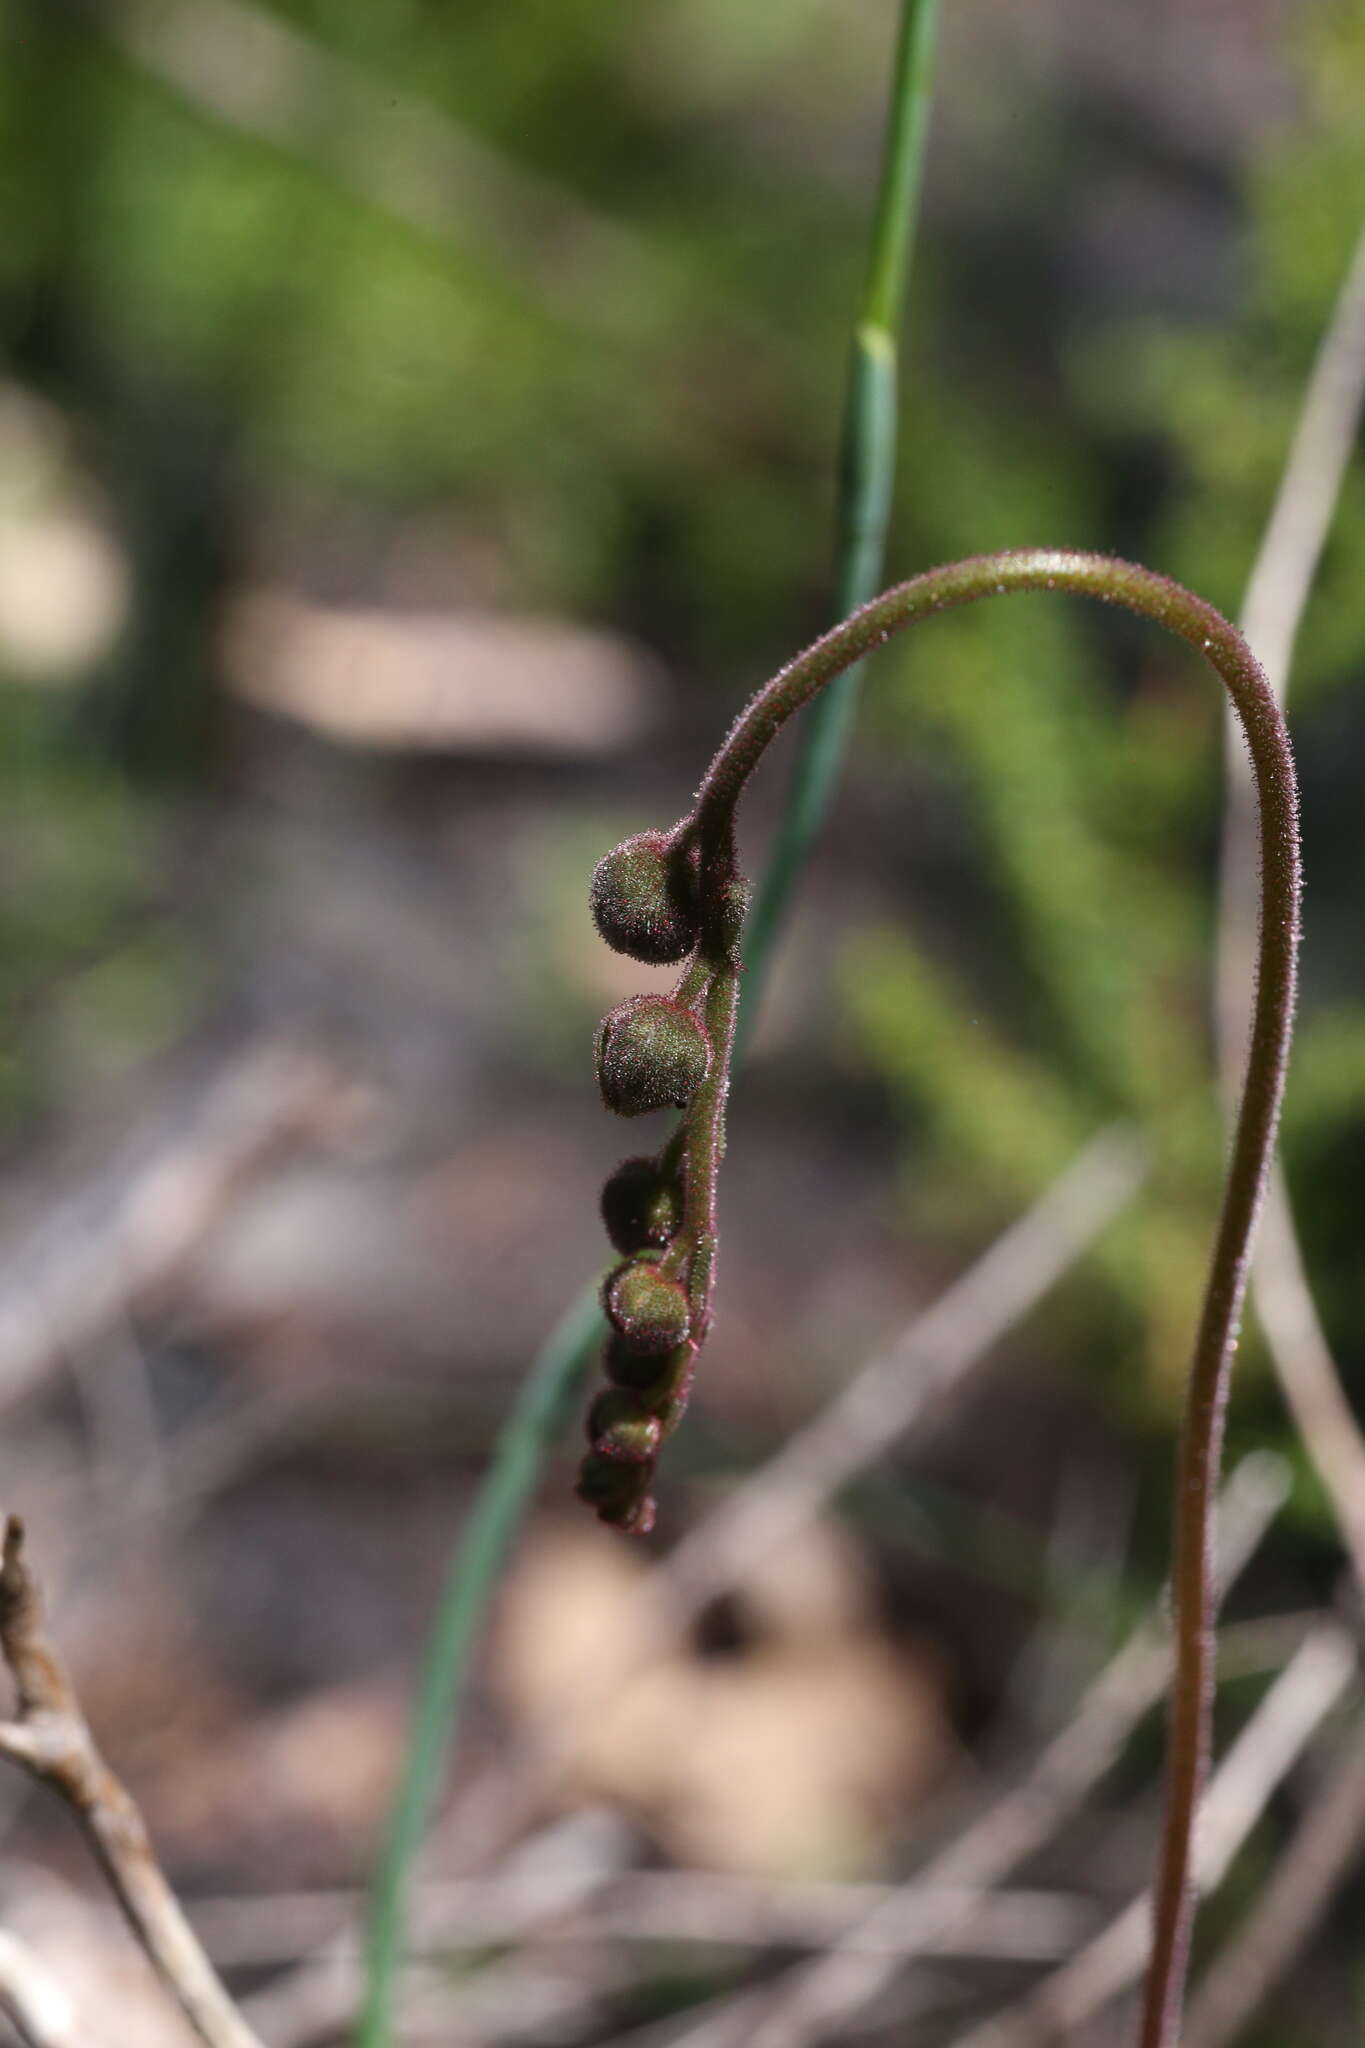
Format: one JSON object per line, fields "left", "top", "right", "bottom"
{"left": 688, "top": 547, "right": 1300, "bottom": 2048}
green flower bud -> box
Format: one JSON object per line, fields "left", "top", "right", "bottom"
{"left": 576, "top": 1454, "right": 657, "bottom": 1534}
{"left": 586, "top": 1388, "right": 662, "bottom": 1464}
{"left": 601, "top": 1156, "right": 684, "bottom": 1254}
{"left": 605, "top": 1260, "right": 691, "bottom": 1354}
{"left": 591, "top": 830, "right": 699, "bottom": 965}
{"left": 596, "top": 996, "right": 711, "bottom": 1117}
{"left": 576, "top": 1454, "right": 644, "bottom": 1520}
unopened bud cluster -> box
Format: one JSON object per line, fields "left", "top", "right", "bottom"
{"left": 579, "top": 824, "right": 747, "bottom": 1533}
{"left": 581, "top": 1143, "right": 693, "bottom": 1534}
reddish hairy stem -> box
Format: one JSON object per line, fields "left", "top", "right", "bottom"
{"left": 691, "top": 548, "right": 1300, "bottom": 2048}
{"left": 682, "top": 964, "right": 740, "bottom": 1331}
{"left": 661, "top": 962, "right": 741, "bottom": 1419}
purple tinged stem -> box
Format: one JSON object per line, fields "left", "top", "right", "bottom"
{"left": 687, "top": 547, "right": 1300, "bottom": 2048}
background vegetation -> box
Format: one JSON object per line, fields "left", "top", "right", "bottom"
{"left": 0, "top": 2, "right": 1362, "bottom": 2044}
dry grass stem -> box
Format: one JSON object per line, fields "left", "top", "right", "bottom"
{"left": 0, "top": 1517, "right": 265, "bottom": 2048}
{"left": 0, "top": 1929, "right": 85, "bottom": 2048}
{"left": 195, "top": 1874, "right": 1098, "bottom": 1972}
{"left": 1217, "top": 218, "right": 1365, "bottom": 1594}
{"left": 1184, "top": 1709, "right": 1365, "bottom": 2048}
{"left": 0, "top": 1038, "right": 335, "bottom": 1417}
{"left": 1235, "top": 223, "right": 1365, "bottom": 711}
{"left": 948, "top": 1623, "right": 1356, "bottom": 2048}
{"left": 652, "top": 1456, "right": 1288, "bottom": 2048}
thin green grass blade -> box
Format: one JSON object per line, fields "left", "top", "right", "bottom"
{"left": 358, "top": 10, "right": 940, "bottom": 2038}
{"left": 737, "top": 0, "right": 940, "bottom": 1049}
{"left": 356, "top": 1281, "right": 602, "bottom": 2046}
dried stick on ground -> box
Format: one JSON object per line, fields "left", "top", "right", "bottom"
{"left": 653, "top": 1456, "right": 1288, "bottom": 2048}
{"left": 0, "top": 1518, "right": 265, "bottom": 2048}
{"left": 184, "top": 1615, "right": 1318, "bottom": 1981}
{"left": 241, "top": 1490, "right": 1286, "bottom": 2048}
{"left": 947, "top": 1624, "right": 1357, "bottom": 2048}
{"left": 1217, "top": 214, "right": 1365, "bottom": 1051}
{"left": 1216, "top": 219, "right": 1365, "bottom": 1593}
{"left": 604, "top": 1975, "right": 959, "bottom": 2048}
{"left": 0, "top": 1929, "right": 86, "bottom": 2048}
{"left": 0, "top": 1037, "right": 337, "bottom": 1416}
{"left": 197, "top": 1614, "right": 1306, "bottom": 2034}
{"left": 203, "top": 1876, "right": 1100, "bottom": 1970}
{"left": 1184, "top": 1710, "right": 1365, "bottom": 2048}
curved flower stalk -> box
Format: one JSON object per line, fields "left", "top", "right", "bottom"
{"left": 583, "top": 547, "right": 1301, "bottom": 2048}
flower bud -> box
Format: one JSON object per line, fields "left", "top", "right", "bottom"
{"left": 596, "top": 996, "right": 711, "bottom": 1117}
{"left": 576, "top": 1454, "right": 644, "bottom": 1520}
{"left": 605, "top": 1260, "right": 691, "bottom": 1354}
{"left": 603, "top": 1333, "right": 677, "bottom": 1398}
{"left": 586, "top": 1389, "right": 662, "bottom": 1464}
{"left": 601, "top": 1156, "right": 684, "bottom": 1254}
{"left": 576, "top": 1454, "right": 657, "bottom": 1534}
{"left": 591, "top": 830, "right": 699, "bottom": 965}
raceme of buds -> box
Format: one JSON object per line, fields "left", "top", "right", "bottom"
{"left": 596, "top": 995, "right": 711, "bottom": 1117}
{"left": 590, "top": 830, "right": 700, "bottom": 965}
{"left": 600, "top": 1156, "right": 685, "bottom": 1254}
{"left": 586, "top": 1388, "right": 663, "bottom": 1464}
{"left": 605, "top": 1260, "right": 692, "bottom": 1354}
{"left": 583, "top": 812, "right": 744, "bottom": 1534}
{"left": 568, "top": 550, "right": 1307, "bottom": 2048}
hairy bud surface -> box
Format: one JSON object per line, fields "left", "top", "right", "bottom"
{"left": 586, "top": 1388, "right": 663, "bottom": 1464}
{"left": 604, "top": 1260, "right": 692, "bottom": 1353}
{"left": 596, "top": 996, "right": 711, "bottom": 1116}
{"left": 601, "top": 1156, "right": 684, "bottom": 1254}
{"left": 590, "top": 830, "right": 699, "bottom": 965}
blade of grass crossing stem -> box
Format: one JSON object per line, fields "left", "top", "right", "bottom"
{"left": 736, "top": 0, "right": 939, "bottom": 1049}
{"left": 360, "top": 8, "right": 940, "bottom": 2039}
{"left": 357, "top": 1281, "right": 603, "bottom": 2047}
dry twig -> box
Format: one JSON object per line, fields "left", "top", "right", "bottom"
{"left": 1217, "top": 218, "right": 1365, "bottom": 1594}
{"left": 1184, "top": 1709, "right": 1365, "bottom": 2048}
{"left": 648, "top": 1457, "right": 1288, "bottom": 2048}
{"left": 0, "top": 1929, "right": 85, "bottom": 2048}
{"left": 948, "top": 1623, "right": 1356, "bottom": 2048}
{"left": 0, "top": 1039, "right": 336, "bottom": 1416}
{"left": 0, "top": 1517, "right": 264, "bottom": 2048}
{"left": 194, "top": 1873, "right": 1099, "bottom": 1971}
